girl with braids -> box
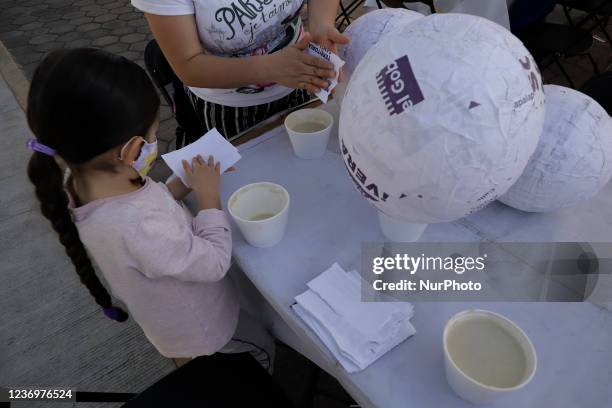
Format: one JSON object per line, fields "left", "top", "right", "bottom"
{"left": 26, "top": 48, "right": 274, "bottom": 368}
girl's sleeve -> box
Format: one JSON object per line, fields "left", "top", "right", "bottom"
{"left": 124, "top": 208, "right": 233, "bottom": 283}
{"left": 131, "top": 0, "right": 194, "bottom": 16}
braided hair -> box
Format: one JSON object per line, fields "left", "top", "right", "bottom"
{"left": 26, "top": 48, "right": 160, "bottom": 322}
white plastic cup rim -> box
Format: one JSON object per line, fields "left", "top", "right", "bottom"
{"left": 284, "top": 108, "right": 334, "bottom": 159}
{"left": 443, "top": 309, "right": 538, "bottom": 393}
{"left": 284, "top": 108, "right": 333, "bottom": 134}
{"left": 227, "top": 182, "right": 290, "bottom": 224}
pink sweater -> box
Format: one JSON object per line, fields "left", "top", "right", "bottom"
{"left": 67, "top": 178, "right": 239, "bottom": 357}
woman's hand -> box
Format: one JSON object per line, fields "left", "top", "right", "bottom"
{"left": 182, "top": 155, "right": 221, "bottom": 210}
{"left": 311, "top": 26, "right": 350, "bottom": 83}
{"left": 311, "top": 26, "right": 350, "bottom": 55}
{"left": 267, "top": 32, "right": 336, "bottom": 94}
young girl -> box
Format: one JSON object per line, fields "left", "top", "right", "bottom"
{"left": 26, "top": 48, "right": 273, "bottom": 368}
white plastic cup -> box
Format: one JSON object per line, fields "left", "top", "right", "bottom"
{"left": 227, "top": 182, "right": 290, "bottom": 248}
{"left": 285, "top": 108, "right": 333, "bottom": 159}
{"left": 443, "top": 310, "right": 537, "bottom": 405}
{"left": 378, "top": 211, "right": 428, "bottom": 242}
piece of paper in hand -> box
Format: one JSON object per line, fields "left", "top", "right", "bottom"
{"left": 161, "top": 128, "right": 241, "bottom": 186}
{"left": 306, "top": 42, "right": 345, "bottom": 104}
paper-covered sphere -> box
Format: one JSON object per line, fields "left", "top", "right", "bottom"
{"left": 335, "top": 9, "right": 423, "bottom": 108}
{"left": 340, "top": 8, "right": 423, "bottom": 80}
{"left": 499, "top": 85, "right": 612, "bottom": 212}
{"left": 339, "top": 13, "right": 546, "bottom": 223}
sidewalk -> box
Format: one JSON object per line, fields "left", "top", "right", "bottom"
{"left": 0, "top": 73, "right": 175, "bottom": 407}
{"left": 0, "top": 0, "right": 176, "bottom": 181}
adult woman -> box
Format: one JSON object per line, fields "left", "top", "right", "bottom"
{"left": 132, "top": 0, "right": 349, "bottom": 139}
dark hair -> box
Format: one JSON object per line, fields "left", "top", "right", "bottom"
{"left": 27, "top": 48, "right": 160, "bottom": 322}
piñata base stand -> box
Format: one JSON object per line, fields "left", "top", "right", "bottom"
{"left": 378, "top": 211, "right": 427, "bottom": 242}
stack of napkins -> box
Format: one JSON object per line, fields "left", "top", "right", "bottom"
{"left": 161, "top": 128, "right": 241, "bottom": 186}
{"left": 293, "top": 263, "right": 416, "bottom": 373}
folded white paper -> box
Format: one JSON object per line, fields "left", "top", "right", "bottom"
{"left": 161, "top": 128, "right": 241, "bottom": 186}
{"left": 293, "top": 263, "right": 416, "bottom": 372}
{"left": 307, "top": 264, "right": 414, "bottom": 342}
{"left": 293, "top": 299, "right": 416, "bottom": 372}
{"left": 306, "top": 43, "right": 345, "bottom": 104}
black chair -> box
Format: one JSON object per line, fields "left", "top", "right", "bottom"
{"left": 558, "top": 0, "right": 612, "bottom": 53}
{"left": 509, "top": 0, "right": 557, "bottom": 31}
{"left": 580, "top": 71, "right": 612, "bottom": 113}
{"left": 144, "top": 39, "right": 204, "bottom": 149}
{"left": 514, "top": 21, "right": 598, "bottom": 88}
{"left": 336, "top": 0, "right": 382, "bottom": 28}
{"left": 396, "top": 0, "right": 435, "bottom": 13}
{"left": 336, "top": 0, "right": 434, "bottom": 30}
{"left": 73, "top": 352, "right": 294, "bottom": 407}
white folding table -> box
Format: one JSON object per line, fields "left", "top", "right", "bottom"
{"left": 184, "top": 102, "right": 612, "bottom": 408}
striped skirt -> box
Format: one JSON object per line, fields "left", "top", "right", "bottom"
{"left": 186, "top": 88, "right": 312, "bottom": 141}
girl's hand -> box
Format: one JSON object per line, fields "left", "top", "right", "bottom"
{"left": 311, "top": 26, "right": 350, "bottom": 82}
{"left": 182, "top": 155, "right": 221, "bottom": 210}
{"left": 267, "top": 32, "right": 336, "bottom": 94}
{"left": 166, "top": 175, "right": 192, "bottom": 201}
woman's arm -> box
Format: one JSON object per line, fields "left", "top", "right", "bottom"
{"left": 146, "top": 13, "right": 265, "bottom": 88}
{"left": 145, "top": 13, "right": 335, "bottom": 93}
{"left": 308, "top": 0, "right": 349, "bottom": 54}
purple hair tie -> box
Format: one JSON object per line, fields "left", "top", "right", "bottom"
{"left": 103, "top": 306, "right": 128, "bottom": 322}
{"left": 27, "top": 138, "right": 56, "bottom": 156}
{"left": 103, "top": 307, "right": 120, "bottom": 321}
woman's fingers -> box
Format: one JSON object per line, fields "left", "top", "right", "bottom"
{"left": 302, "top": 74, "right": 330, "bottom": 90}
{"left": 300, "top": 56, "right": 335, "bottom": 87}
{"left": 299, "top": 82, "right": 320, "bottom": 94}
{"left": 327, "top": 30, "right": 350, "bottom": 45}
{"left": 315, "top": 78, "right": 330, "bottom": 89}
{"left": 311, "top": 66, "right": 335, "bottom": 79}
{"left": 207, "top": 155, "right": 214, "bottom": 167}
{"left": 303, "top": 54, "right": 333, "bottom": 71}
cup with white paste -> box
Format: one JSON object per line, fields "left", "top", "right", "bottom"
{"left": 443, "top": 309, "right": 537, "bottom": 404}
{"left": 285, "top": 108, "right": 333, "bottom": 159}
{"left": 227, "top": 182, "right": 290, "bottom": 248}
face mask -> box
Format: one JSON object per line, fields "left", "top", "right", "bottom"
{"left": 120, "top": 136, "right": 158, "bottom": 178}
